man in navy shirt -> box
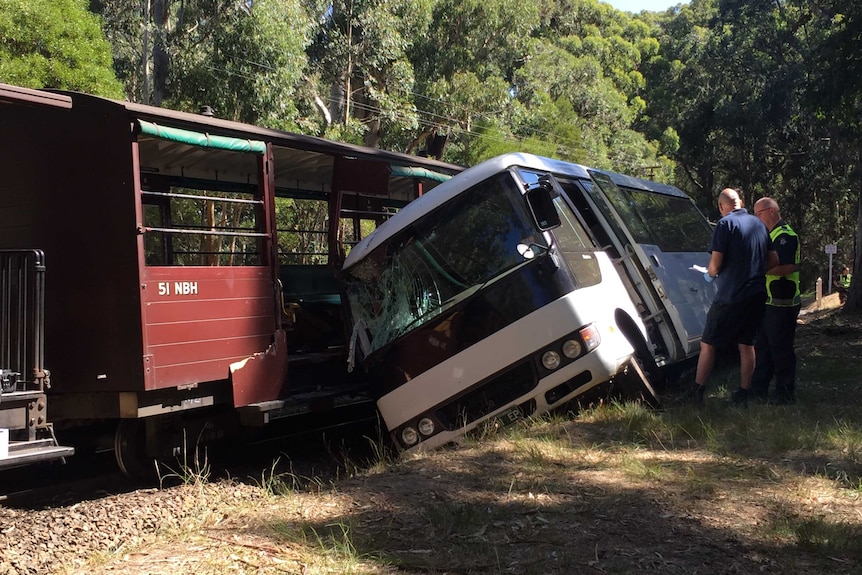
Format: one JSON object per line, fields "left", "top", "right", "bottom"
{"left": 687, "top": 188, "right": 778, "bottom": 405}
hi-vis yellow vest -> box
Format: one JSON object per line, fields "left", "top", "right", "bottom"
{"left": 766, "top": 222, "right": 800, "bottom": 306}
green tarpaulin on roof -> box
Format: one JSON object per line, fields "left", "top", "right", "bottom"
{"left": 137, "top": 120, "right": 266, "bottom": 154}
{"left": 390, "top": 165, "right": 451, "bottom": 182}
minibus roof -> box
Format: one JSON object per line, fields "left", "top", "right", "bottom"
{"left": 344, "top": 153, "right": 690, "bottom": 268}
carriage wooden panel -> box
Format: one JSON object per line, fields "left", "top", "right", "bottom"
{"left": 140, "top": 265, "right": 279, "bottom": 392}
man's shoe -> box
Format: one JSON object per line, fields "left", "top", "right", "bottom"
{"left": 729, "top": 387, "right": 749, "bottom": 406}
{"left": 680, "top": 384, "right": 706, "bottom": 405}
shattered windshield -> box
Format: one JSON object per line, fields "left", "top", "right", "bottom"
{"left": 343, "top": 171, "right": 546, "bottom": 355}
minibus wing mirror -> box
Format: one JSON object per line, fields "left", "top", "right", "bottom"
{"left": 525, "top": 176, "right": 561, "bottom": 231}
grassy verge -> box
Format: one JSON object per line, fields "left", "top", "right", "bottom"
{"left": 69, "top": 309, "right": 862, "bottom": 574}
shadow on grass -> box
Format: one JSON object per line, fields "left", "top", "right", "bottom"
{"left": 231, "top": 311, "right": 862, "bottom": 574}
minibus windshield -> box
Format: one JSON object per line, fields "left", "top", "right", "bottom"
{"left": 343, "top": 171, "right": 547, "bottom": 354}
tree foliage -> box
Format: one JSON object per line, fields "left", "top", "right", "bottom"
{"left": 167, "top": 0, "right": 312, "bottom": 128}
{"left": 409, "top": 0, "right": 667, "bottom": 170}
{"left": 637, "top": 0, "right": 860, "bottom": 302}
{"left": 307, "top": 0, "right": 434, "bottom": 148}
{"left": 0, "top": 0, "right": 123, "bottom": 97}
{"left": 95, "top": 0, "right": 311, "bottom": 128}
{"left": 5, "top": 0, "right": 862, "bottom": 306}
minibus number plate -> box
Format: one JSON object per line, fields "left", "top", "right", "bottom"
{"left": 497, "top": 406, "right": 523, "bottom": 426}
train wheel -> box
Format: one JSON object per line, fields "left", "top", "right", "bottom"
{"left": 114, "top": 419, "right": 156, "bottom": 481}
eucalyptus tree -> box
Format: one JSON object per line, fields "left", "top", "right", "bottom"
{"left": 95, "top": 0, "right": 312, "bottom": 128}
{"left": 636, "top": 0, "right": 717, "bottom": 203}
{"left": 305, "top": 0, "right": 434, "bottom": 148}
{"left": 411, "top": 0, "right": 666, "bottom": 170}
{"left": 643, "top": 0, "right": 858, "bottom": 294}
{"left": 167, "top": 0, "right": 313, "bottom": 128}
{"left": 0, "top": 0, "right": 123, "bottom": 97}
{"left": 521, "top": 0, "right": 666, "bottom": 173}
{"left": 405, "top": 0, "right": 540, "bottom": 164}
{"left": 807, "top": 1, "right": 862, "bottom": 310}
{"left": 90, "top": 0, "right": 146, "bottom": 101}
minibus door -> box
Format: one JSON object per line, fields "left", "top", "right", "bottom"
{"left": 585, "top": 170, "right": 710, "bottom": 364}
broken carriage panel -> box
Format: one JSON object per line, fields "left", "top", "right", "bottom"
{"left": 274, "top": 152, "right": 455, "bottom": 365}
{"left": 135, "top": 123, "right": 284, "bottom": 407}
{"left": 0, "top": 91, "right": 289, "bottom": 427}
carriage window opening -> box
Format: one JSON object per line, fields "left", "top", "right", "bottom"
{"left": 275, "top": 197, "right": 329, "bottom": 265}
{"left": 142, "top": 186, "right": 265, "bottom": 266}
{"left": 340, "top": 217, "right": 379, "bottom": 257}
{"left": 143, "top": 203, "right": 167, "bottom": 265}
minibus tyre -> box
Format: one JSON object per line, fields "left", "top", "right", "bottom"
{"left": 624, "top": 356, "right": 661, "bottom": 409}
{"left": 614, "top": 310, "right": 666, "bottom": 391}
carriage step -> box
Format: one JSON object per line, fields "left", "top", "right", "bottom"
{"left": 0, "top": 438, "right": 75, "bottom": 469}
{"left": 0, "top": 389, "right": 45, "bottom": 404}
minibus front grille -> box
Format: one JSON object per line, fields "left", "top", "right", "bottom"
{"left": 434, "top": 361, "right": 537, "bottom": 430}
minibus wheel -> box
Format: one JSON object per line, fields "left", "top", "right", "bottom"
{"left": 623, "top": 356, "right": 661, "bottom": 409}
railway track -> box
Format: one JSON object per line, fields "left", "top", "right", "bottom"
{"left": 0, "top": 451, "right": 135, "bottom": 504}
{"left": 1, "top": 413, "right": 382, "bottom": 503}
{"left": 0, "top": 416, "right": 384, "bottom": 574}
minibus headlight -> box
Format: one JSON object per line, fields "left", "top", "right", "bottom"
{"left": 542, "top": 350, "right": 561, "bottom": 370}
{"left": 418, "top": 417, "right": 436, "bottom": 436}
{"left": 401, "top": 426, "right": 419, "bottom": 446}
{"left": 562, "top": 339, "right": 582, "bottom": 359}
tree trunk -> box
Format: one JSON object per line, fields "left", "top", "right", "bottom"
{"left": 843, "top": 156, "right": 862, "bottom": 312}
{"left": 152, "top": 0, "right": 169, "bottom": 107}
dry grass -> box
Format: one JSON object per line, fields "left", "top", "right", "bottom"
{"left": 71, "top": 308, "right": 862, "bottom": 574}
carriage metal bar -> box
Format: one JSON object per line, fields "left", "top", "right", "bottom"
{"left": 140, "top": 227, "right": 269, "bottom": 238}
{"left": 340, "top": 209, "right": 395, "bottom": 218}
{"left": 141, "top": 190, "right": 264, "bottom": 206}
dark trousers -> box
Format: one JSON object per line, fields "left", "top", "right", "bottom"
{"left": 751, "top": 304, "right": 800, "bottom": 400}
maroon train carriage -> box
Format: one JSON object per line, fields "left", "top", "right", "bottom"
{"left": 0, "top": 84, "right": 461, "bottom": 476}
{"left": 0, "top": 85, "right": 74, "bottom": 467}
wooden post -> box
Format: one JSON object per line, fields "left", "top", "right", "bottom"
{"left": 815, "top": 276, "right": 822, "bottom": 309}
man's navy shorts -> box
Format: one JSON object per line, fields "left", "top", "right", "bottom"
{"left": 702, "top": 292, "right": 767, "bottom": 348}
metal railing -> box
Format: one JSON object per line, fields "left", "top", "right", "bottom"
{"left": 0, "top": 249, "right": 47, "bottom": 394}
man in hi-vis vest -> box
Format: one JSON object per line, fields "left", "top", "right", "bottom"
{"left": 751, "top": 197, "right": 801, "bottom": 404}
{"left": 834, "top": 265, "right": 852, "bottom": 304}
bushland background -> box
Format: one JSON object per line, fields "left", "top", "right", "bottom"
{"left": 2, "top": 0, "right": 862, "bottom": 306}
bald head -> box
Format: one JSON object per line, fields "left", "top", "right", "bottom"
{"left": 754, "top": 197, "right": 781, "bottom": 229}
{"left": 718, "top": 188, "right": 742, "bottom": 214}
{"left": 754, "top": 197, "right": 779, "bottom": 213}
